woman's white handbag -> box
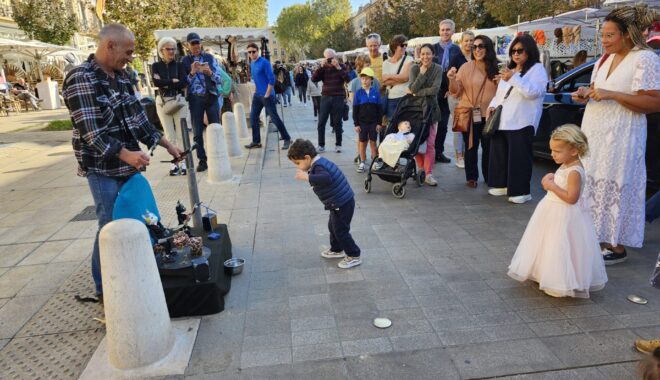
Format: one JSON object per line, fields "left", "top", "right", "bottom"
{"left": 161, "top": 94, "right": 186, "bottom": 116}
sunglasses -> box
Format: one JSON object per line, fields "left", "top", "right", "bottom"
{"left": 511, "top": 48, "right": 525, "bottom": 55}
{"left": 473, "top": 44, "right": 486, "bottom": 50}
{"left": 164, "top": 48, "right": 176, "bottom": 52}
{"left": 247, "top": 50, "right": 257, "bottom": 54}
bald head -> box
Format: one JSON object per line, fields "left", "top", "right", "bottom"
{"left": 96, "top": 23, "right": 136, "bottom": 73}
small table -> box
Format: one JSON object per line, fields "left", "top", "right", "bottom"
{"left": 160, "top": 224, "right": 233, "bottom": 317}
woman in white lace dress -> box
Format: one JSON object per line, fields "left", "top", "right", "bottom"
{"left": 572, "top": 6, "right": 660, "bottom": 265}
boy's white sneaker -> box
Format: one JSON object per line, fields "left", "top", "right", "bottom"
{"left": 488, "top": 187, "right": 507, "bottom": 196}
{"left": 338, "top": 256, "right": 362, "bottom": 269}
{"left": 335, "top": 146, "right": 342, "bottom": 153}
{"left": 317, "top": 146, "right": 325, "bottom": 153}
{"left": 508, "top": 194, "right": 532, "bottom": 204}
{"left": 357, "top": 162, "right": 365, "bottom": 173}
{"left": 321, "top": 248, "right": 345, "bottom": 259}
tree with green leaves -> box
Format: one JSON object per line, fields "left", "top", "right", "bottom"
{"left": 483, "top": 0, "right": 585, "bottom": 26}
{"left": 11, "top": 0, "right": 78, "bottom": 45}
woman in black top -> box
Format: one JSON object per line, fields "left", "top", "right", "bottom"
{"left": 152, "top": 37, "right": 188, "bottom": 175}
{"left": 294, "top": 66, "right": 308, "bottom": 104}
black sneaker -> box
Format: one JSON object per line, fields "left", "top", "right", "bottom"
{"left": 244, "top": 142, "right": 262, "bottom": 149}
{"left": 435, "top": 153, "right": 451, "bottom": 163}
{"left": 282, "top": 140, "right": 291, "bottom": 150}
{"left": 169, "top": 166, "right": 180, "bottom": 176}
{"left": 602, "top": 247, "right": 627, "bottom": 265}
{"left": 196, "top": 161, "right": 208, "bottom": 172}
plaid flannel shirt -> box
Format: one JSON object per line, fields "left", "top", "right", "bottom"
{"left": 63, "top": 57, "right": 162, "bottom": 177}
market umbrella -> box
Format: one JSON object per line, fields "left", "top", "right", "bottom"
{"left": 0, "top": 38, "right": 80, "bottom": 80}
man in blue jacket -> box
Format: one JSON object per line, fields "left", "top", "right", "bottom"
{"left": 245, "top": 43, "right": 292, "bottom": 150}
{"left": 181, "top": 32, "right": 224, "bottom": 172}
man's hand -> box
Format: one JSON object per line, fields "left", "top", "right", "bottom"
{"left": 119, "top": 149, "right": 150, "bottom": 170}
{"left": 166, "top": 144, "right": 184, "bottom": 163}
{"left": 191, "top": 61, "right": 200, "bottom": 75}
{"left": 376, "top": 124, "right": 383, "bottom": 132}
{"left": 294, "top": 170, "right": 309, "bottom": 181}
{"left": 202, "top": 65, "right": 212, "bottom": 76}
{"left": 354, "top": 126, "right": 361, "bottom": 133}
{"left": 172, "top": 78, "right": 179, "bottom": 83}
{"left": 153, "top": 74, "right": 161, "bottom": 80}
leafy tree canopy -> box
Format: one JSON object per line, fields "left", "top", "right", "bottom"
{"left": 11, "top": 0, "right": 78, "bottom": 46}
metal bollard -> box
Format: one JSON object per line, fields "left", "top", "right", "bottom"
{"left": 222, "top": 112, "right": 242, "bottom": 157}
{"left": 205, "top": 123, "right": 233, "bottom": 183}
{"left": 233, "top": 103, "right": 250, "bottom": 139}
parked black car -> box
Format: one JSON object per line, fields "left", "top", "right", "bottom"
{"left": 534, "top": 58, "right": 660, "bottom": 191}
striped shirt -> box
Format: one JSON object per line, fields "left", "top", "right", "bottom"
{"left": 63, "top": 56, "right": 162, "bottom": 177}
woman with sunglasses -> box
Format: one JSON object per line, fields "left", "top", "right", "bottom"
{"left": 571, "top": 6, "right": 660, "bottom": 265}
{"left": 382, "top": 35, "right": 413, "bottom": 121}
{"left": 486, "top": 34, "right": 548, "bottom": 204}
{"left": 152, "top": 37, "right": 188, "bottom": 176}
{"left": 448, "top": 35, "right": 499, "bottom": 189}
{"left": 450, "top": 31, "right": 475, "bottom": 169}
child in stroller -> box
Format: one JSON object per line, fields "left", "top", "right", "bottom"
{"left": 374, "top": 121, "right": 415, "bottom": 171}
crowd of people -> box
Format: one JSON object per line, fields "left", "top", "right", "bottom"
{"left": 60, "top": 3, "right": 660, "bottom": 366}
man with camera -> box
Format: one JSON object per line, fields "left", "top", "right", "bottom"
{"left": 244, "top": 43, "right": 292, "bottom": 150}
{"left": 181, "top": 32, "right": 224, "bottom": 172}
{"left": 311, "top": 48, "right": 350, "bottom": 152}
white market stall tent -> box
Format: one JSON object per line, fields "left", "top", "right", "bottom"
{"left": 153, "top": 27, "right": 271, "bottom": 59}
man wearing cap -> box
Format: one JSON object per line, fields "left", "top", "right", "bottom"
{"left": 181, "top": 32, "right": 224, "bottom": 172}
{"left": 244, "top": 42, "right": 292, "bottom": 150}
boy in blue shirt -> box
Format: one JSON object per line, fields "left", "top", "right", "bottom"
{"left": 352, "top": 68, "right": 383, "bottom": 173}
{"left": 288, "top": 139, "right": 361, "bottom": 268}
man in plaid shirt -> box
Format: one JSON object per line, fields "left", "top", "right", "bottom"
{"left": 63, "top": 24, "right": 182, "bottom": 300}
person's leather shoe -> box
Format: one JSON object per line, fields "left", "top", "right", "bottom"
{"left": 467, "top": 180, "right": 477, "bottom": 188}
{"left": 244, "top": 142, "right": 262, "bottom": 149}
{"left": 196, "top": 161, "right": 208, "bottom": 172}
{"left": 435, "top": 153, "right": 451, "bottom": 163}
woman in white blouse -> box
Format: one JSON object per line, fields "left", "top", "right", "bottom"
{"left": 486, "top": 35, "right": 548, "bottom": 204}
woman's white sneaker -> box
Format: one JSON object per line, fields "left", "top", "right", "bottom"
{"left": 455, "top": 157, "right": 465, "bottom": 168}
{"left": 508, "top": 194, "right": 532, "bottom": 204}
{"left": 425, "top": 175, "right": 438, "bottom": 186}
{"left": 488, "top": 187, "right": 508, "bottom": 196}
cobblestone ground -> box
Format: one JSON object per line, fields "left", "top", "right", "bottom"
{"left": 0, "top": 101, "right": 658, "bottom": 379}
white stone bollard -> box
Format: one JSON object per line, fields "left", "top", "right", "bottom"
{"left": 233, "top": 103, "right": 250, "bottom": 139}
{"left": 79, "top": 219, "right": 199, "bottom": 379}
{"left": 222, "top": 112, "right": 242, "bottom": 157}
{"left": 206, "top": 123, "right": 233, "bottom": 183}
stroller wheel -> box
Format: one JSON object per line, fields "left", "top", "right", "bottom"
{"left": 392, "top": 183, "right": 406, "bottom": 199}
{"left": 364, "top": 179, "right": 372, "bottom": 193}
{"left": 417, "top": 170, "right": 426, "bottom": 187}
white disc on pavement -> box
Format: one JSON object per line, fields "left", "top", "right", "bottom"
{"left": 373, "top": 318, "right": 392, "bottom": 329}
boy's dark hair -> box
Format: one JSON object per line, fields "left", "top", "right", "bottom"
{"left": 287, "top": 139, "right": 317, "bottom": 160}
{"left": 247, "top": 42, "right": 259, "bottom": 51}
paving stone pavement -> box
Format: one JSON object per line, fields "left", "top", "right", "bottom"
{"left": 0, "top": 100, "right": 658, "bottom": 379}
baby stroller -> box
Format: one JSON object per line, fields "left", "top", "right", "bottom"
{"left": 364, "top": 95, "right": 432, "bottom": 199}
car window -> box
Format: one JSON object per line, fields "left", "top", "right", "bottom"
{"left": 558, "top": 68, "right": 593, "bottom": 93}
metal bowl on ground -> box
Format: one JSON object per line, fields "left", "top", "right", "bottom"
{"left": 224, "top": 258, "right": 245, "bottom": 275}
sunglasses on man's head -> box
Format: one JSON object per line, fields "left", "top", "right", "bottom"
{"left": 473, "top": 44, "right": 486, "bottom": 50}
{"left": 511, "top": 48, "right": 525, "bottom": 55}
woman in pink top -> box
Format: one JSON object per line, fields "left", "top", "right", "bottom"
{"left": 447, "top": 35, "right": 499, "bottom": 188}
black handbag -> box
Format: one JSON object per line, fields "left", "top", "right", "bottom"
{"left": 483, "top": 86, "right": 513, "bottom": 137}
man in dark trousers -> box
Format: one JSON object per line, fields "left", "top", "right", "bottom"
{"left": 432, "top": 19, "right": 466, "bottom": 164}
{"left": 244, "top": 43, "right": 292, "bottom": 150}
{"left": 62, "top": 23, "right": 182, "bottom": 301}
{"left": 312, "top": 48, "right": 350, "bottom": 153}
{"left": 181, "top": 32, "right": 224, "bottom": 172}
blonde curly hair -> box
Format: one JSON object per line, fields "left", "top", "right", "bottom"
{"left": 551, "top": 124, "right": 589, "bottom": 157}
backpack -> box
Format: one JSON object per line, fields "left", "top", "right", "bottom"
{"left": 217, "top": 66, "right": 232, "bottom": 97}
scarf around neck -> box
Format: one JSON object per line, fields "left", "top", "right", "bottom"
{"left": 440, "top": 40, "right": 453, "bottom": 71}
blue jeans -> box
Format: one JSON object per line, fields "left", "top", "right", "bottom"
{"left": 87, "top": 173, "right": 128, "bottom": 295}
{"left": 277, "top": 87, "right": 293, "bottom": 106}
{"left": 188, "top": 94, "right": 220, "bottom": 162}
{"left": 249, "top": 94, "right": 291, "bottom": 144}
{"left": 647, "top": 191, "right": 660, "bottom": 223}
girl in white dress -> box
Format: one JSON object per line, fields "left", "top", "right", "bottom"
{"left": 508, "top": 125, "right": 608, "bottom": 298}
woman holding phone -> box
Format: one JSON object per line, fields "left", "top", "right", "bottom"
{"left": 485, "top": 34, "right": 548, "bottom": 204}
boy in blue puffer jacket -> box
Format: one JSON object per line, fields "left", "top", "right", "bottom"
{"left": 288, "top": 139, "right": 361, "bottom": 268}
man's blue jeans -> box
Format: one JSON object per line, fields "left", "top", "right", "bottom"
{"left": 188, "top": 95, "right": 220, "bottom": 163}
{"left": 87, "top": 173, "right": 127, "bottom": 295}
{"left": 249, "top": 94, "right": 291, "bottom": 144}
{"left": 647, "top": 191, "right": 660, "bottom": 224}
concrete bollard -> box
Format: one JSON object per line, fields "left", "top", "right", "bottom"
{"left": 99, "top": 219, "right": 174, "bottom": 369}
{"left": 79, "top": 218, "right": 199, "bottom": 379}
{"left": 206, "top": 123, "right": 233, "bottom": 183}
{"left": 222, "top": 112, "right": 242, "bottom": 157}
{"left": 233, "top": 103, "right": 249, "bottom": 139}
